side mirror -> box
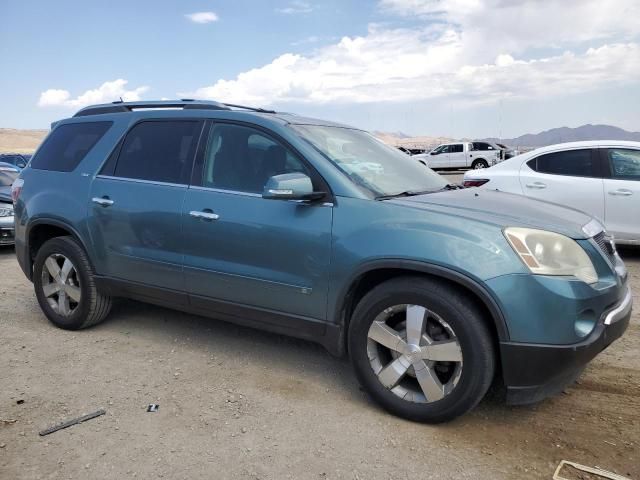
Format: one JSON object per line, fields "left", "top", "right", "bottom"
{"left": 430, "top": 151, "right": 437, "bottom": 155}
{"left": 262, "top": 173, "right": 324, "bottom": 201}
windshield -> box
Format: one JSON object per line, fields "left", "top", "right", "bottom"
{"left": 291, "top": 125, "right": 447, "bottom": 197}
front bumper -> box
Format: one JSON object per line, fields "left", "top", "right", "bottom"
{"left": 0, "top": 215, "right": 15, "bottom": 245}
{"left": 500, "top": 286, "right": 632, "bottom": 405}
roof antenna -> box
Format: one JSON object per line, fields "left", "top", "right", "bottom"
{"left": 119, "top": 96, "right": 124, "bottom": 102}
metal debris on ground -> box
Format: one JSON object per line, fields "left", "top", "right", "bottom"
{"left": 146, "top": 404, "right": 159, "bottom": 412}
{"left": 553, "top": 460, "right": 631, "bottom": 480}
{"left": 39, "top": 409, "right": 106, "bottom": 436}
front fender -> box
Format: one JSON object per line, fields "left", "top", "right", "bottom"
{"left": 327, "top": 196, "right": 526, "bottom": 338}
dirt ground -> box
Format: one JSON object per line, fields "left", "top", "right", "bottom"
{"left": 1, "top": 204, "right": 638, "bottom": 479}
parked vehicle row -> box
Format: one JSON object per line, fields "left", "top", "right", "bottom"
{"left": 414, "top": 141, "right": 504, "bottom": 170}
{"left": 0, "top": 162, "right": 19, "bottom": 245}
{"left": 11, "top": 100, "right": 631, "bottom": 423}
{"left": 0, "top": 153, "right": 31, "bottom": 170}
{"left": 464, "top": 141, "right": 640, "bottom": 245}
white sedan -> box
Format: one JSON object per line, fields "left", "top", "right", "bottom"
{"left": 463, "top": 140, "right": 640, "bottom": 245}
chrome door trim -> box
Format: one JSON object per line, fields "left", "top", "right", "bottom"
{"left": 95, "top": 175, "right": 186, "bottom": 188}
{"left": 188, "top": 185, "right": 262, "bottom": 198}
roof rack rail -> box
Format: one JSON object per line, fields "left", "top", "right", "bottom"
{"left": 73, "top": 99, "right": 232, "bottom": 117}
{"left": 222, "top": 103, "right": 276, "bottom": 114}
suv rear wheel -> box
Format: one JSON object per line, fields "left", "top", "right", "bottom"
{"left": 33, "top": 236, "right": 112, "bottom": 330}
{"left": 348, "top": 277, "right": 495, "bottom": 423}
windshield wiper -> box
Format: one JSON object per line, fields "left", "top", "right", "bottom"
{"left": 374, "top": 189, "right": 437, "bottom": 200}
{"left": 375, "top": 184, "right": 464, "bottom": 200}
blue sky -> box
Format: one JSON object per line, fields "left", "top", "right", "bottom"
{"left": 1, "top": 0, "right": 639, "bottom": 138}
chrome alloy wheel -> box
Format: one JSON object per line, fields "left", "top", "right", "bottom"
{"left": 367, "top": 304, "right": 463, "bottom": 403}
{"left": 41, "top": 254, "right": 81, "bottom": 317}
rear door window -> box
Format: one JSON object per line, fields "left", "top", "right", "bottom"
{"left": 527, "top": 149, "right": 596, "bottom": 177}
{"left": 607, "top": 148, "right": 640, "bottom": 180}
{"left": 450, "top": 144, "right": 464, "bottom": 153}
{"left": 111, "top": 121, "right": 202, "bottom": 184}
{"left": 30, "top": 122, "right": 112, "bottom": 172}
{"left": 472, "top": 142, "right": 495, "bottom": 151}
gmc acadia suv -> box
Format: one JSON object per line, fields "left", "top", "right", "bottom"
{"left": 12, "top": 100, "right": 632, "bottom": 422}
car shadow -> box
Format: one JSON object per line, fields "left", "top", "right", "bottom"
{"left": 97, "top": 296, "right": 514, "bottom": 422}
{"left": 618, "top": 245, "right": 640, "bottom": 261}
{"left": 100, "top": 298, "right": 362, "bottom": 397}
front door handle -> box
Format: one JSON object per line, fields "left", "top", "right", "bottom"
{"left": 525, "top": 182, "right": 547, "bottom": 189}
{"left": 189, "top": 210, "right": 220, "bottom": 221}
{"left": 92, "top": 197, "right": 114, "bottom": 207}
{"left": 608, "top": 189, "right": 633, "bottom": 196}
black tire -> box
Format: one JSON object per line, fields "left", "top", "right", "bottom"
{"left": 33, "top": 236, "right": 112, "bottom": 330}
{"left": 471, "top": 159, "right": 489, "bottom": 169}
{"left": 348, "top": 276, "right": 495, "bottom": 423}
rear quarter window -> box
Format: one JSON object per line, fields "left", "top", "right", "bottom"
{"left": 30, "top": 122, "right": 112, "bottom": 172}
{"left": 526, "top": 149, "right": 595, "bottom": 177}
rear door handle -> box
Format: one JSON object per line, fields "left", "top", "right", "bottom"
{"left": 608, "top": 189, "right": 633, "bottom": 196}
{"left": 525, "top": 182, "right": 547, "bottom": 189}
{"left": 189, "top": 210, "right": 220, "bottom": 221}
{"left": 92, "top": 197, "right": 114, "bottom": 207}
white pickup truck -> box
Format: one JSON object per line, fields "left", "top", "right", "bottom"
{"left": 414, "top": 142, "right": 503, "bottom": 170}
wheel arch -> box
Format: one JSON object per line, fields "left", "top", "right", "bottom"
{"left": 333, "top": 260, "right": 509, "bottom": 356}
{"left": 25, "top": 218, "right": 92, "bottom": 281}
{"left": 471, "top": 157, "right": 488, "bottom": 166}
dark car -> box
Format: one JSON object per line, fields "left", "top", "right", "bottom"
{"left": 397, "top": 147, "right": 427, "bottom": 155}
{"left": 11, "top": 100, "right": 631, "bottom": 423}
{"left": 496, "top": 143, "right": 517, "bottom": 159}
{"left": 0, "top": 162, "right": 18, "bottom": 244}
{"left": 0, "top": 153, "right": 30, "bottom": 170}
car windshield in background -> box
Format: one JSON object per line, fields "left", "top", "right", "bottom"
{"left": 291, "top": 125, "right": 447, "bottom": 198}
{"left": 0, "top": 170, "right": 18, "bottom": 186}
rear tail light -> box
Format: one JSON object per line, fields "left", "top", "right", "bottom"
{"left": 11, "top": 178, "right": 24, "bottom": 204}
{"left": 463, "top": 179, "right": 490, "bottom": 188}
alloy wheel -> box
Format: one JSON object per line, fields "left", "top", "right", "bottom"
{"left": 367, "top": 304, "right": 463, "bottom": 403}
{"left": 41, "top": 254, "right": 82, "bottom": 317}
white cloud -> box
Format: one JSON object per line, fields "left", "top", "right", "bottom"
{"left": 182, "top": 0, "right": 640, "bottom": 107}
{"left": 276, "top": 1, "right": 314, "bottom": 14}
{"left": 37, "top": 89, "right": 71, "bottom": 107}
{"left": 38, "top": 79, "right": 149, "bottom": 108}
{"left": 380, "top": 0, "right": 640, "bottom": 53}
{"left": 184, "top": 11, "right": 219, "bottom": 24}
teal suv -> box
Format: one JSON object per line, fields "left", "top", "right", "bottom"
{"left": 12, "top": 100, "right": 632, "bottom": 422}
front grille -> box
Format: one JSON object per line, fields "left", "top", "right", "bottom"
{"left": 593, "top": 232, "right": 616, "bottom": 265}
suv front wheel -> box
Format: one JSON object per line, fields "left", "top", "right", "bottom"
{"left": 348, "top": 276, "right": 495, "bottom": 423}
{"left": 33, "top": 236, "right": 112, "bottom": 330}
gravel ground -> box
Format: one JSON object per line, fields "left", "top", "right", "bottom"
{"left": 1, "top": 202, "right": 638, "bottom": 479}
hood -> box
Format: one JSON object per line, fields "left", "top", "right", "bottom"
{"left": 0, "top": 186, "right": 11, "bottom": 203}
{"left": 391, "top": 188, "right": 593, "bottom": 239}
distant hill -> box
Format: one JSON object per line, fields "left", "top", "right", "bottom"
{"left": 0, "top": 128, "right": 47, "bottom": 153}
{"left": 484, "top": 124, "right": 640, "bottom": 148}
{"left": 375, "top": 132, "right": 454, "bottom": 149}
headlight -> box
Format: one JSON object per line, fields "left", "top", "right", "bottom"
{"left": 504, "top": 227, "right": 597, "bottom": 284}
{"left": 0, "top": 205, "right": 13, "bottom": 217}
